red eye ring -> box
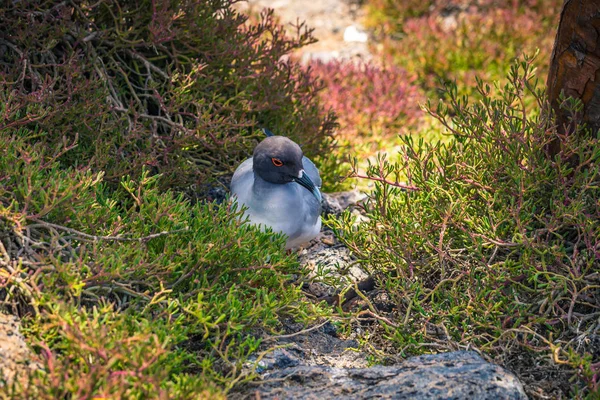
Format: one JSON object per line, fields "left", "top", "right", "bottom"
{"left": 271, "top": 158, "right": 283, "bottom": 167}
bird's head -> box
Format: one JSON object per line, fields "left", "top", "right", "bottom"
{"left": 253, "top": 136, "right": 321, "bottom": 201}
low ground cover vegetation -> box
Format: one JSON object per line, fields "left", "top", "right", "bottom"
{"left": 329, "top": 58, "right": 600, "bottom": 397}
{"left": 1, "top": 0, "right": 332, "bottom": 397}
{"left": 0, "top": 0, "right": 598, "bottom": 398}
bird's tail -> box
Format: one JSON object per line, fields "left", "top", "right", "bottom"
{"left": 261, "top": 128, "right": 275, "bottom": 137}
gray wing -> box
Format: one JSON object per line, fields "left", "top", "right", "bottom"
{"left": 302, "top": 156, "right": 321, "bottom": 188}
{"left": 230, "top": 158, "right": 254, "bottom": 193}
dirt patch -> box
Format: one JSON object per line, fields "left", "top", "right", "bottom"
{"left": 0, "top": 313, "right": 40, "bottom": 388}
{"left": 239, "top": 0, "right": 371, "bottom": 62}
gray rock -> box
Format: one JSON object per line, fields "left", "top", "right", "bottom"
{"left": 241, "top": 351, "right": 528, "bottom": 400}
{"left": 0, "top": 313, "right": 41, "bottom": 387}
{"left": 322, "top": 190, "right": 367, "bottom": 216}
{"left": 299, "top": 190, "right": 370, "bottom": 299}
{"left": 246, "top": 321, "right": 368, "bottom": 373}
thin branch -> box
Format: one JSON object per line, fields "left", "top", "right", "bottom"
{"left": 26, "top": 221, "right": 189, "bottom": 243}
{"left": 262, "top": 320, "right": 331, "bottom": 342}
{"left": 126, "top": 50, "right": 170, "bottom": 80}
{"left": 356, "top": 310, "right": 399, "bottom": 328}
{"left": 351, "top": 173, "right": 420, "bottom": 191}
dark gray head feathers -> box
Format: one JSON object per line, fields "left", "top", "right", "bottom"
{"left": 253, "top": 136, "right": 304, "bottom": 184}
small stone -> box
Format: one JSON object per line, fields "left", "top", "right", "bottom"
{"left": 343, "top": 25, "right": 368, "bottom": 43}
{"left": 0, "top": 313, "right": 41, "bottom": 388}
{"left": 321, "top": 237, "right": 335, "bottom": 246}
{"left": 306, "top": 282, "right": 336, "bottom": 298}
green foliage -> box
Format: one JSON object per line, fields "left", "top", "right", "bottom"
{"left": 0, "top": 122, "right": 327, "bottom": 396}
{"left": 0, "top": 1, "right": 339, "bottom": 396}
{"left": 365, "top": 0, "right": 430, "bottom": 35}
{"left": 306, "top": 60, "right": 425, "bottom": 188}
{"left": 328, "top": 58, "right": 600, "bottom": 396}
{"left": 313, "top": 141, "right": 354, "bottom": 192}
{"left": 364, "top": 0, "right": 561, "bottom": 99}
{"left": 0, "top": 0, "right": 336, "bottom": 192}
{"left": 16, "top": 304, "right": 224, "bottom": 399}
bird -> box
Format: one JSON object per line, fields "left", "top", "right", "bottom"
{"left": 231, "top": 128, "right": 322, "bottom": 249}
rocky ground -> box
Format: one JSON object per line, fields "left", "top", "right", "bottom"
{"left": 234, "top": 347, "right": 527, "bottom": 399}
{"left": 228, "top": 190, "right": 531, "bottom": 399}
{"left": 238, "top": 0, "right": 371, "bottom": 63}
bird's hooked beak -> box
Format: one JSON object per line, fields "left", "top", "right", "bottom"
{"left": 293, "top": 170, "right": 322, "bottom": 202}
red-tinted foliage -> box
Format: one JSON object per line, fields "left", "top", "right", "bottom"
{"left": 309, "top": 60, "right": 424, "bottom": 137}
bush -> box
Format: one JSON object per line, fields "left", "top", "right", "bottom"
{"left": 0, "top": 0, "right": 337, "bottom": 396}
{"left": 328, "top": 58, "right": 600, "bottom": 397}
{"left": 364, "top": 0, "right": 562, "bottom": 98}
{"left": 0, "top": 131, "right": 327, "bottom": 397}
{"left": 309, "top": 60, "right": 423, "bottom": 139}
{"left": 0, "top": 0, "right": 336, "bottom": 192}
{"left": 307, "top": 60, "right": 424, "bottom": 186}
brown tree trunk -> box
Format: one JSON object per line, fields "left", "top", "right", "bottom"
{"left": 546, "top": 0, "right": 600, "bottom": 157}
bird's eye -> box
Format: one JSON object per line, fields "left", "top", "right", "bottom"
{"left": 271, "top": 158, "right": 283, "bottom": 167}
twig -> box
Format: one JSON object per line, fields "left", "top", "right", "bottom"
{"left": 0, "top": 241, "right": 10, "bottom": 264}
{"left": 352, "top": 281, "right": 400, "bottom": 328}
{"left": 26, "top": 221, "right": 189, "bottom": 243}
{"left": 351, "top": 173, "right": 419, "bottom": 191}
{"left": 230, "top": 265, "right": 275, "bottom": 272}
{"left": 470, "top": 232, "right": 521, "bottom": 248}
{"left": 85, "top": 281, "right": 152, "bottom": 301}
{"left": 126, "top": 50, "right": 170, "bottom": 80}
{"left": 262, "top": 320, "right": 331, "bottom": 342}
{"left": 356, "top": 310, "right": 399, "bottom": 328}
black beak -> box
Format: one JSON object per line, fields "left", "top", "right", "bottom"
{"left": 293, "top": 171, "right": 322, "bottom": 202}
